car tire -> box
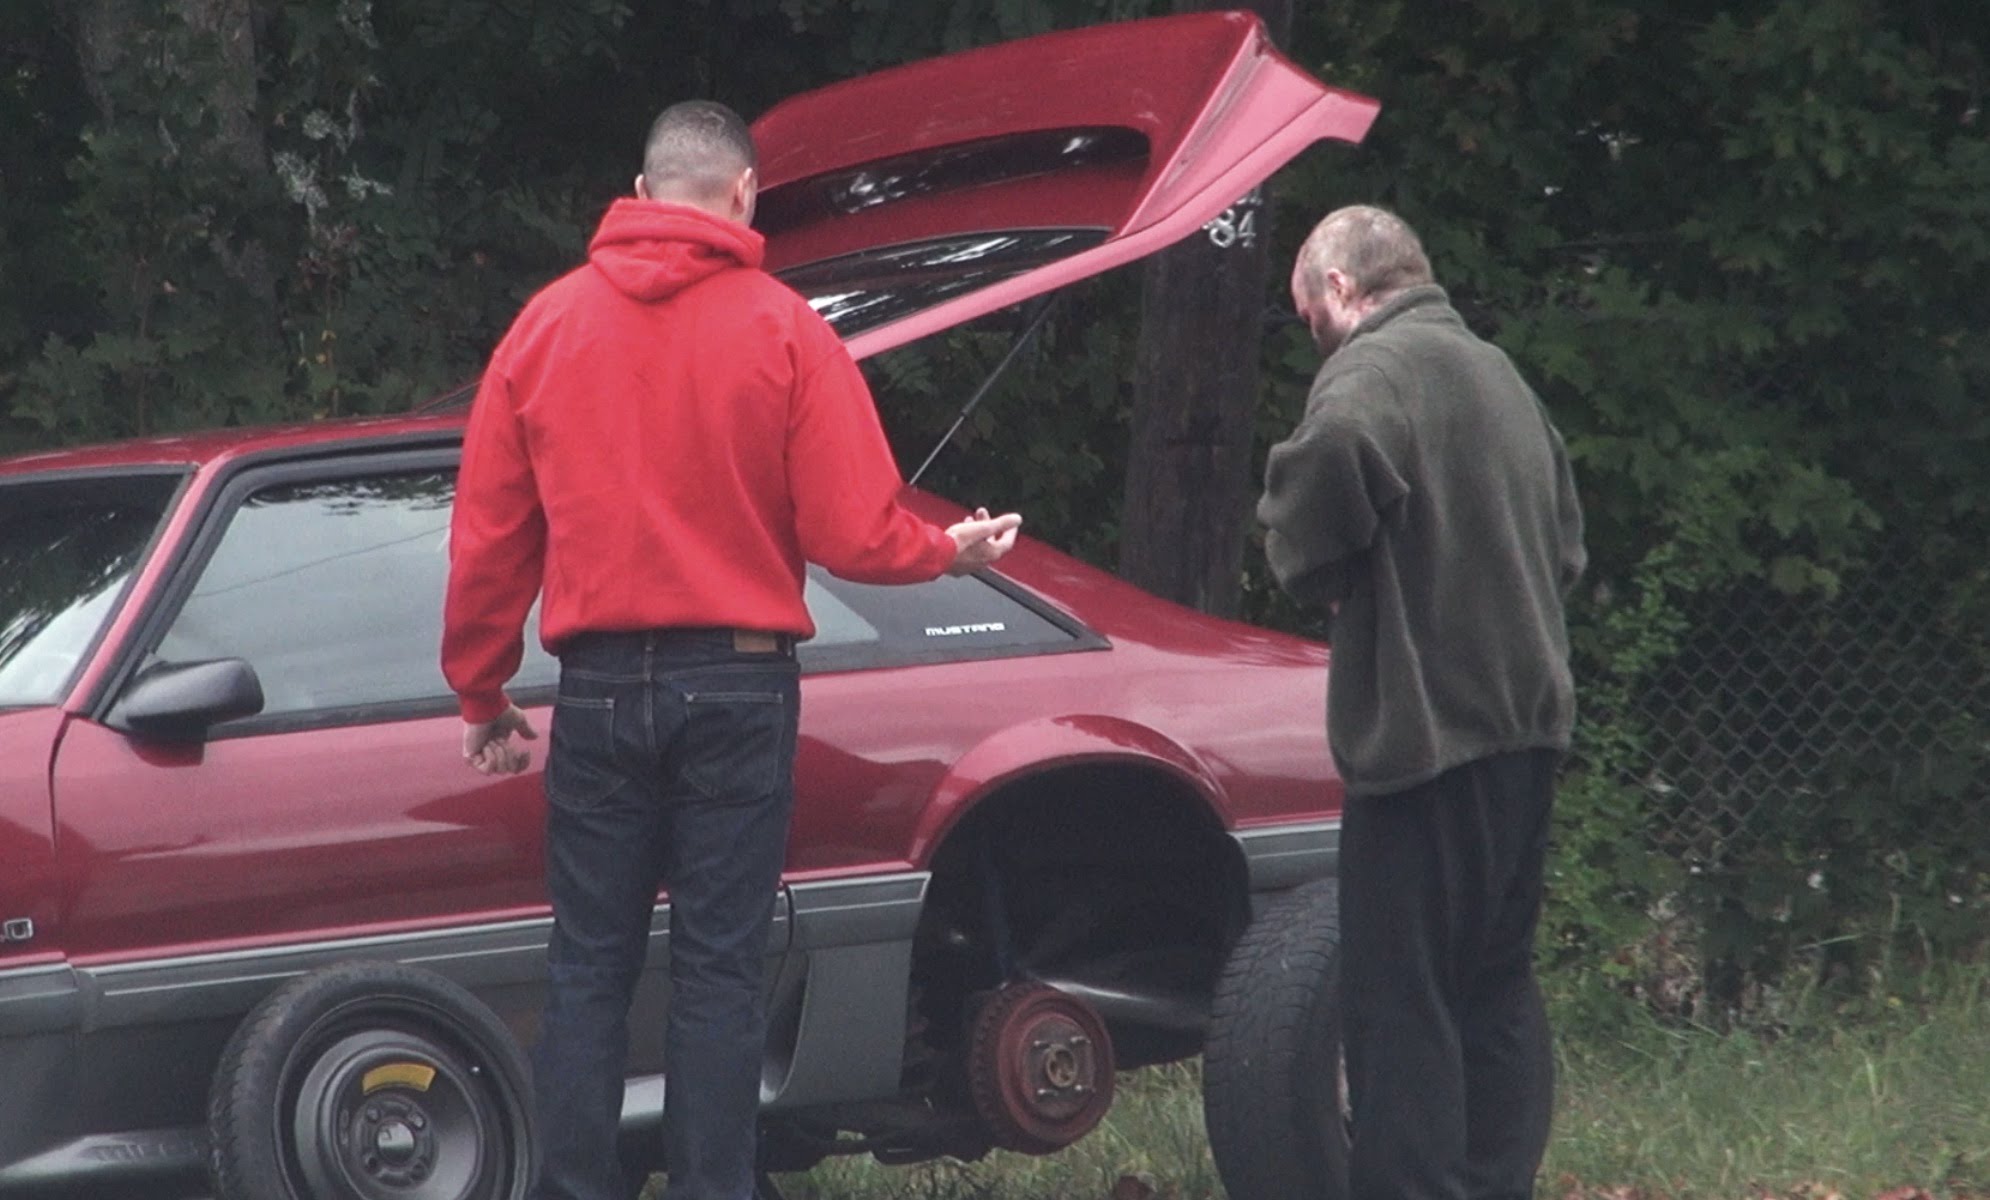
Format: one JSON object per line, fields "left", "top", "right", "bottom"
{"left": 206, "top": 960, "right": 536, "bottom": 1200}
{"left": 1202, "top": 877, "right": 1347, "bottom": 1200}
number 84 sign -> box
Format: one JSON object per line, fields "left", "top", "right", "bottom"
{"left": 1203, "top": 188, "right": 1263, "bottom": 250}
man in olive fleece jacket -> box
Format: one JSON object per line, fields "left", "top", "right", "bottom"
{"left": 1258, "top": 206, "right": 1584, "bottom": 1200}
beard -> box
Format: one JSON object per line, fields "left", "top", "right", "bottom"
{"left": 1309, "top": 309, "right": 1351, "bottom": 356}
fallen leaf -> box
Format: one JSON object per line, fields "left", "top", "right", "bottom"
{"left": 1110, "top": 1173, "right": 1157, "bottom": 1200}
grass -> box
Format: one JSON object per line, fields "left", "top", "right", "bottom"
{"left": 638, "top": 974, "right": 1990, "bottom": 1200}
{"left": 1545, "top": 977, "right": 1990, "bottom": 1198}
{"left": 779, "top": 1063, "right": 1220, "bottom": 1200}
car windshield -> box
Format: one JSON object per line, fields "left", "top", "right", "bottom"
{"left": 0, "top": 472, "right": 181, "bottom": 708}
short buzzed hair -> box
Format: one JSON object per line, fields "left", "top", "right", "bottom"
{"left": 1296, "top": 205, "right": 1435, "bottom": 303}
{"left": 642, "top": 100, "right": 758, "bottom": 201}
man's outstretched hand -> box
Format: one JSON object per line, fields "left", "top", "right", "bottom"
{"left": 945, "top": 508, "right": 1023, "bottom": 575}
{"left": 462, "top": 704, "right": 538, "bottom": 775}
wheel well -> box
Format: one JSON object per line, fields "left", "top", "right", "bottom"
{"left": 910, "top": 763, "right": 1249, "bottom": 1069}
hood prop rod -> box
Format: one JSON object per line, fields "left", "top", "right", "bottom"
{"left": 907, "top": 293, "right": 1060, "bottom": 489}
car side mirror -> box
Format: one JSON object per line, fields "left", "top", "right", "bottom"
{"left": 119, "top": 658, "right": 266, "bottom": 741}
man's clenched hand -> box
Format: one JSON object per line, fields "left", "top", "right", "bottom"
{"left": 944, "top": 508, "right": 1023, "bottom": 576}
{"left": 462, "top": 704, "right": 538, "bottom": 775}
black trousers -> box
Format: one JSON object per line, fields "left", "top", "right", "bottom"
{"left": 1338, "top": 749, "right": 1559, "bottom": 1200}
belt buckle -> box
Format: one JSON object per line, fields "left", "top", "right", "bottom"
{"left": 733, "top": 630, "right": 781, "bottom": 654}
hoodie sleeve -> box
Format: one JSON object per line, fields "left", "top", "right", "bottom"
{"left": 1257, "top": 362, "right": 1412, "bottom": 608}
{"left": 442, "top": 351, "right": 547, "bottom": 723}
{"left": 784, "top": 317, "right": 957, "bottom": 584}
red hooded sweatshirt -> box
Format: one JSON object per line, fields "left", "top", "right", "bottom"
{"left": 442, "top": 199, "right": 956, "bottom": 723}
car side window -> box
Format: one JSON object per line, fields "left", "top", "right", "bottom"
{"left": 149, "top": 469, "right": 559, "bottom": 722}
{"left": 143, "top": 462, "right": 1090, "bottom": 721}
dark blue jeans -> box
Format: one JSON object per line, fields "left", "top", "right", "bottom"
{"left": 531, "top": 629, "right": 800, "bottom": 1200}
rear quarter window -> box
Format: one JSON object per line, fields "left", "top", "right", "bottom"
{"left": 801, "top": 566, "right": 1099, "bottom": 672}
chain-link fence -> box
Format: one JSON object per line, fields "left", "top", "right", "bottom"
{"left": 1629, "top": 540, "right": 1990, "bottom": 964}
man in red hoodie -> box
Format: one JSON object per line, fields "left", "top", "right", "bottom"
{"left": 441, "top": 101, "right": 1022, "bottom": 1200}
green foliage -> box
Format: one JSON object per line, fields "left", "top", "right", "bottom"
{"left": 258, "top": 0, "right": 648, "bottom": 416}
{"left": 865, "top": 273, "right": 1146, "bottom": 566}
{"left": 1537, "top": 544, "right": 1695, "bottom": 1029}
{"left": 10, "top": 5, "right": 291, "bottom": 443}
{"left": 0, "top": 7, "right": 92, "bottom": 421}
{"left": 3, "top": 0, "right": 663, "bottom": 448}
{"left": 772, "top": 0, "right": 1157, "bottom": 71}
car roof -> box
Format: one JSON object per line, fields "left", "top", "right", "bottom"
{"left": 0, "top": 410, "right": 981, "bottom": 525}
{"left": 0, "top": 411, "right": 469, "bottom": 478}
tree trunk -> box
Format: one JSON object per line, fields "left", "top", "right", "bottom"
{"left": 1118, "top": 0, "right": 1294, "bottom": 617}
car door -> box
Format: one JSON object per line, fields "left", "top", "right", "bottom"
{"left": 2, "top": 471, "right": 186, "bottom": 980}
{"left": 48, "top": 448, "right": 784, "bottom": 1084}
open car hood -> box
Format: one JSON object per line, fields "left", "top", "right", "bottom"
{"left": 751, "top": 9, "right": 1380, "bottom": 360}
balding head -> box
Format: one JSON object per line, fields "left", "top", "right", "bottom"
{"left": 1290, "top": 205, "right": 1435, "bottom": 354}
{"left": 1294, "top": 205, "right": 1434, "bottom": 305}
{"left": 636, "top": 100, "right": 759, "bottom": 223}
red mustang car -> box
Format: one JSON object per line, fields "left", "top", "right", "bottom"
{"left": 0, "top": 12, "right": 1376, "bottom": 1200}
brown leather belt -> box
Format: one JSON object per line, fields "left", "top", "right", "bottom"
{"left": 564, "top": 628, "right": 795, "bottom": 658}
{"left": 732, "top": 629, "right": 785, "bottom": 654}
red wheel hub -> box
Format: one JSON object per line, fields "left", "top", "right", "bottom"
{"left": 966, "top": 981, "right": 1116, "bottom": 1154}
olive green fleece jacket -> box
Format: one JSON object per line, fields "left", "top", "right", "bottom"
{"left": 1258, "top": 285, "right": 1586, "bottom": 796}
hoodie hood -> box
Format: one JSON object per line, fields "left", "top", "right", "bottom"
{"left": 587, "top": 198, "right": 767, "bottom": 302}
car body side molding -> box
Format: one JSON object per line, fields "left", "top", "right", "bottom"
{"left": 1231, "top": 819, "right": 1340, "bottom": 896}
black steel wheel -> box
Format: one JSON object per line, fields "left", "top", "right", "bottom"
{"left": 1202, "top": 877, "right": 1348, "bottom": 1200}
{"left": 207, "top": 961, "right": 535, "bottom": 1200}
